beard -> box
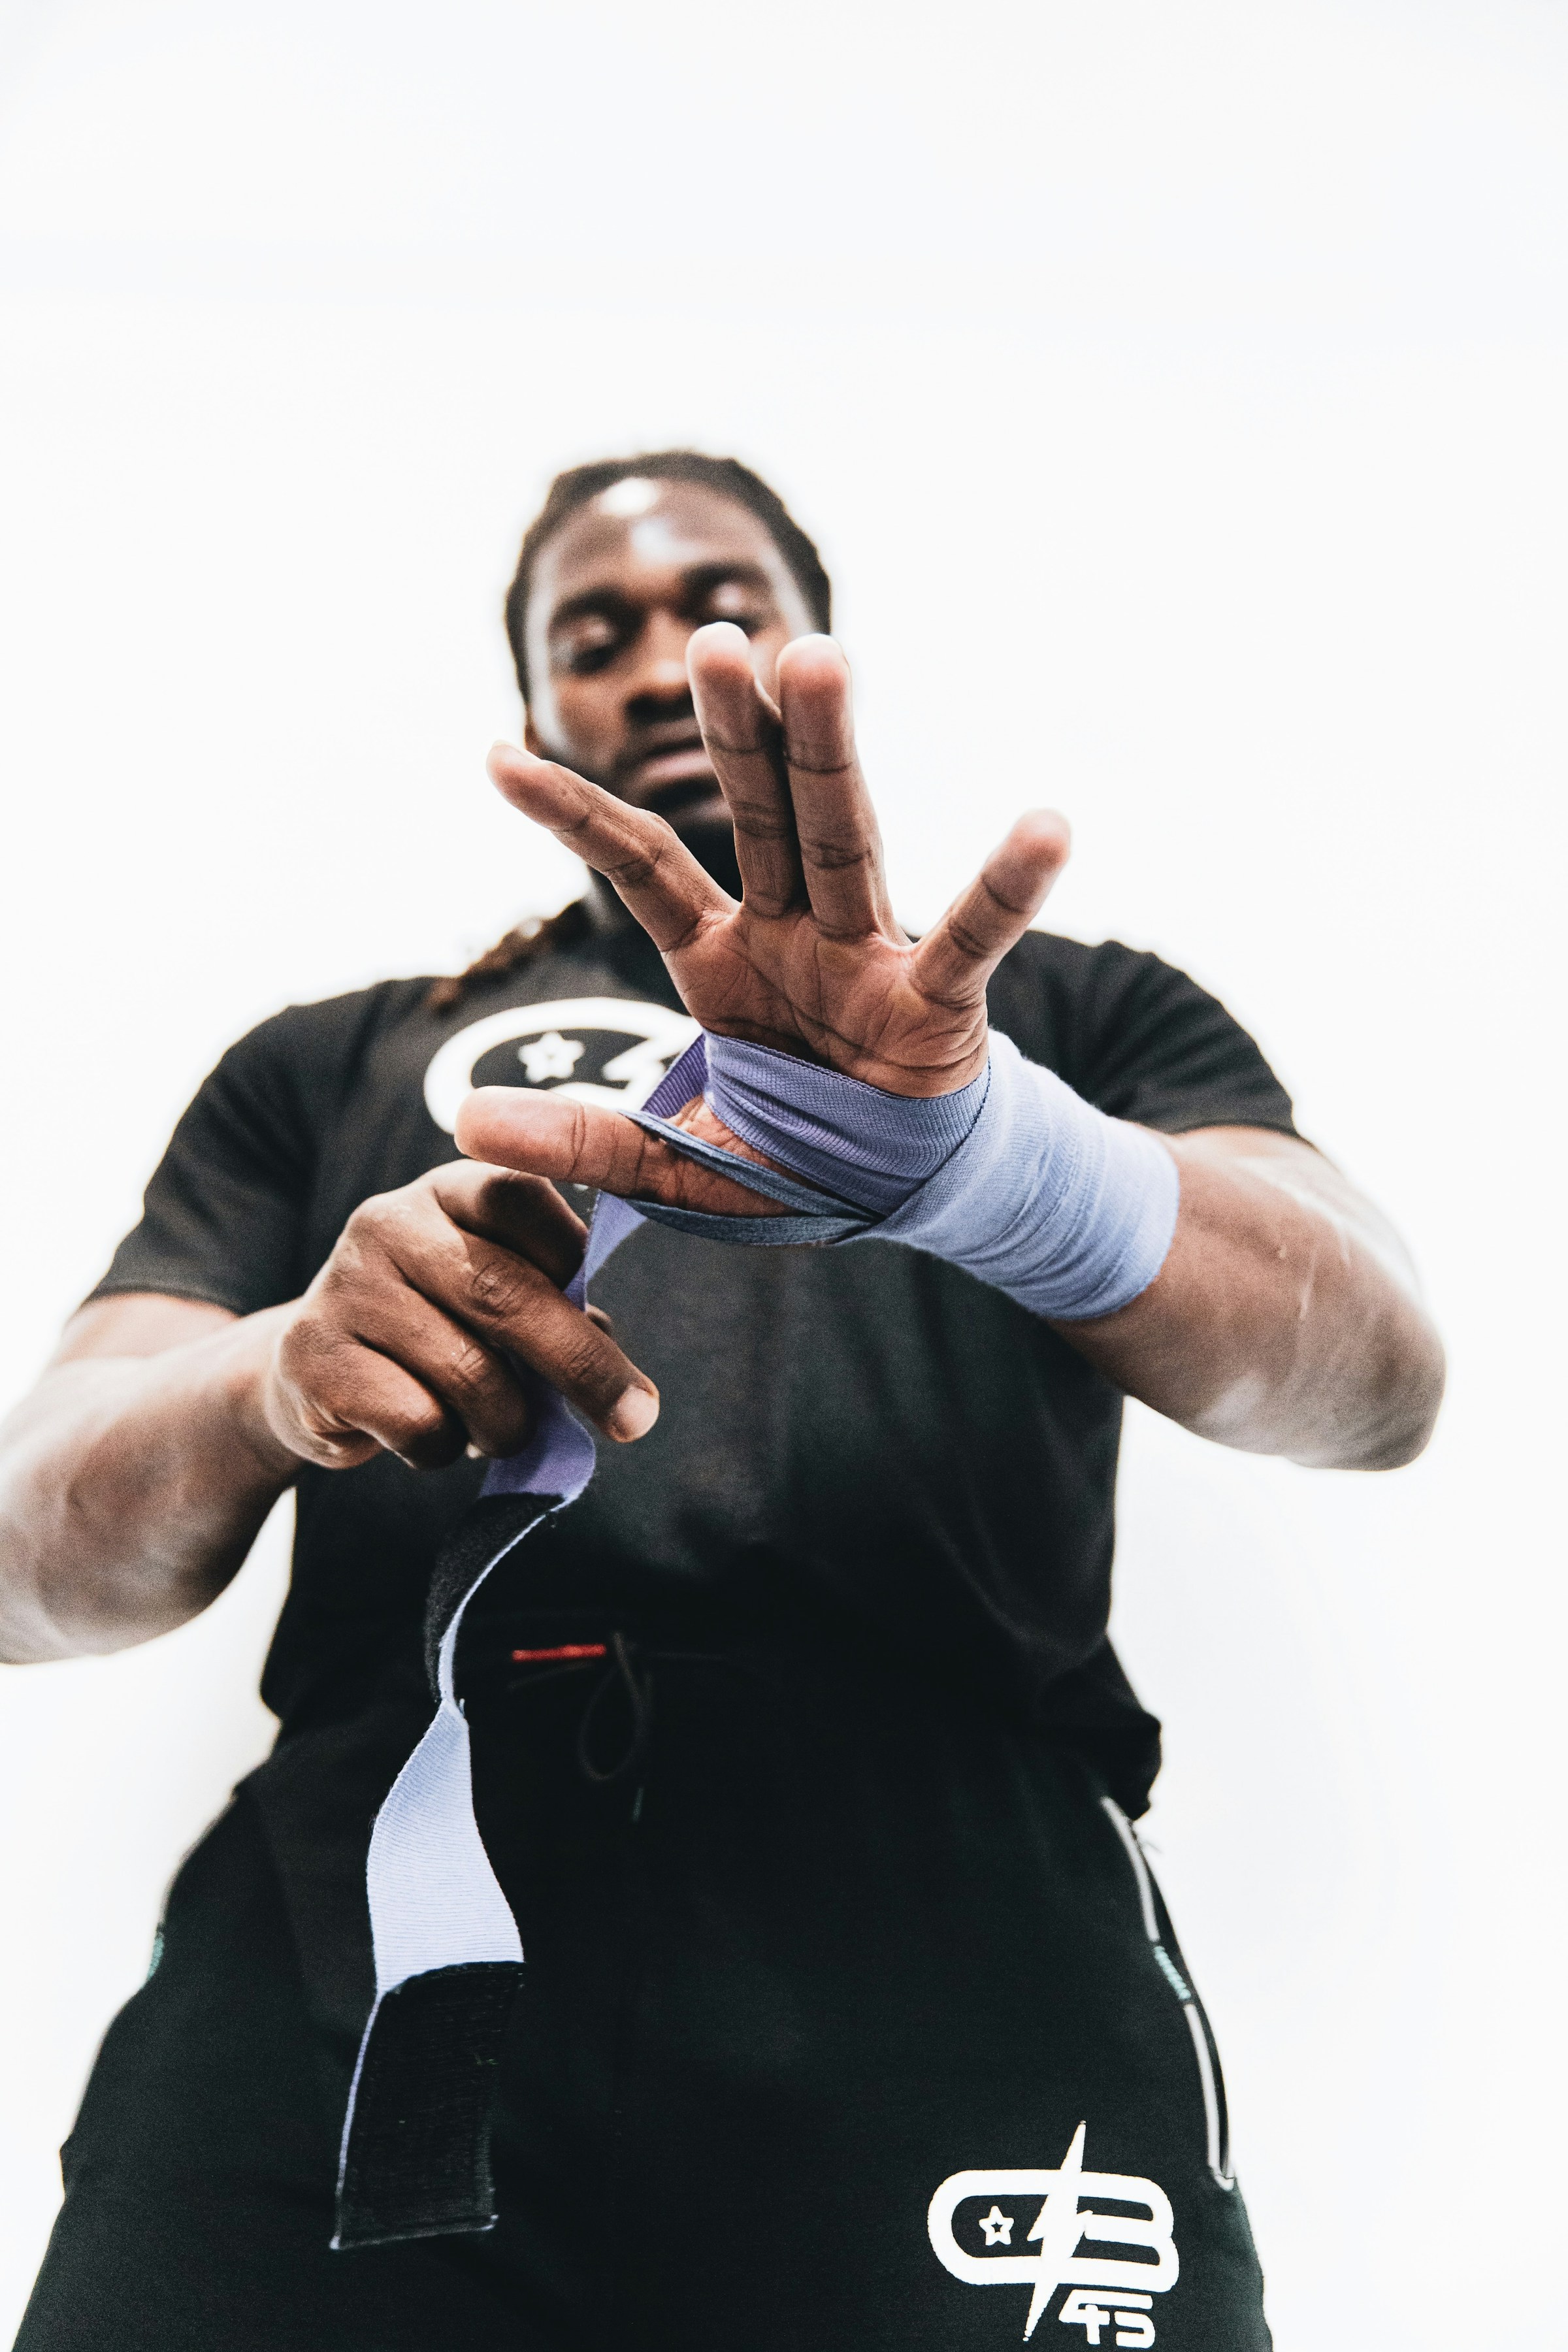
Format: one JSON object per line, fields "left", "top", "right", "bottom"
{"left": 667, "top": 802, "right": 743, "bottom": 900}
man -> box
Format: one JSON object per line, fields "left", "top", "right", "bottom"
{"left": 3, "top": 451, "right": 1443, "bottom": 2351}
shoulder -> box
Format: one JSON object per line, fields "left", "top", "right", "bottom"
{"left": 988, "top": 930, "right": 1298, "bottom": 1134}
{"left": 987, "top": 931, "right": 1190, "bottom": 1064}
{"left": 174, "top": 977, "right": 442, "bottom": 1177}
{"left": 211, "top": 976, "right": 437, "bottom": 1100}
{"left": 990, "top": 928, "right": 1194, "bottom": 997}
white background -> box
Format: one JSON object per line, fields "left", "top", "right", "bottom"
{"left": 1, "top": 3, "right": 1564, "bottom": 2343}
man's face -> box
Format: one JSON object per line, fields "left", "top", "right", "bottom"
{"left": 523, "top": 478, "right": 817, "bottom": 834}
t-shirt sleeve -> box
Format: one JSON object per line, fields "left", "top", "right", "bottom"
{"left": 1002, "top": 937, "right": 1300, "bottom": 1137}
{"left": 88, "top": 1005, "right": 333, "bottom": 1316}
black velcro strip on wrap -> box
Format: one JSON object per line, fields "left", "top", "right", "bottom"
{"left": 422, "top": 1492, "right": 559, "bottom": 1693}
{"left": 333, "top": 1961, "right": 525, "bottom": 2250}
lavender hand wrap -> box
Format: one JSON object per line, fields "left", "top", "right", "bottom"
{"left": 334, "top": 1026, "right": 1177, "bottom": 2251}
{"left": 696, "top": 1028, "right": 1180, "bottom": 1321}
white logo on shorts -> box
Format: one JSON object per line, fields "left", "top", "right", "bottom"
{"left": 928, "top": 2123, "right": 1177, "bottom": 2345}
{"left": 423, "top": 997, "right": 699, "bottom": 1133}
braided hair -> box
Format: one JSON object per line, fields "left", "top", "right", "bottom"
{"left": 431, "top": 451, "right": 831, "bottom": 1011}
{"left": 425, "top": 899, "right": 593, "bottom": 1013}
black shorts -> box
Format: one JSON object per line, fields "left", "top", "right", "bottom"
{"left": 16, "top": 1601, "right": 1271, "bottom": 2350}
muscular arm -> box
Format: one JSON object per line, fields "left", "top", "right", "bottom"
{"left": 0, "top": 1297, "right": 296, "bottom": 1663}
{"left": 0, "top": 1166, "right": 661, "bottom": 1664}
{"left": 1058, "top": 1125, "right": 1443, "bottom": 1470}
{"left": 456, "top": 1091, "right": 1443, "bottom": 1474}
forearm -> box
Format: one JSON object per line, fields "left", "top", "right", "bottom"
{"left": 0, "top": 1309, "right": 298, "bottom": 1662}
{"left": 466, "top": 1026, "right": 1445, "bottom": 1473}
{"left": 713, "top": 1037, "right": 1444, "bottom": 1466}
{"left": 1056, "top": 1132, "right": 1445, "bottom": 1469}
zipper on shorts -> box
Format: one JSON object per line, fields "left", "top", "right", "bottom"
{"left": 1101, "top": 1795, "right": 1236, "bottom": 2191}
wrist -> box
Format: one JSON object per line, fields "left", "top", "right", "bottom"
{"left": 214, "top": 1306, "right": 308, "bottom": 1482}
{"left": 685, "top": 1026, "right": 1181, "bottom": 1322}
{"left": 702, "top": 1032, "right": 989, "bottom": 1213}
{"left": 870, "top": 1034, "right": 1180, "bottom": 1320}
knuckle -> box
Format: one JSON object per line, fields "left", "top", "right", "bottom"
{"left": 608, "top": 843, "right": 661, "bottom": 890}
{"left": 313, "top": 1252, "right": 367, "bottom": 1313}
{"left": 350, "top": 1184, "right": 431, "bottom": 1250}
{"left": 979, "top": 868, "right": 1029, "bottom": 917}
{"left": 554, "top": 1328, "right": 615, "bottom": 1396}
{"left": 561, "top": 1099, "right": 596, "bottom": 1168}
{"left": 800, "top": 834, "right": 872, "bottom": 874}
{"left": 466, "top": 1254, "right": 536, "bottom": 1322}
{"left": 336, "top": 1213, "right": 401, "bottom": 1281}
{"left": 395, "top": 1401, "right": 448, "bottom": 1448}
{"left": 344, "top": 1190, "right": 397, "bottom": 1242}
{"left": 382, "top": 1401, "right": 455, "bottom": 1467}
{"left": 947, "top": 915, "right": 990, "bottom": 961}
{"left": 340, "top": 1186, "right": 453, "bottom": 1292}
{"left": 470, "top": 1166, "right": 528, "bottom": 1214}
{"left": 446, "top": 1335, "right": 499, "bottom": 1395}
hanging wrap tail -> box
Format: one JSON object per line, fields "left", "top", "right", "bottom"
{"left": 333, "top": 1023, "right": 1178, "bottom": 2249}
{"left": 331, "top": 1037, "right": 870, "bottom": 2249}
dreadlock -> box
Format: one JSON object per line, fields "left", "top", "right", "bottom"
{"left": 426, "top": 898, "right": 592, "bottom": 1013}
{"left": 430, "top": 451, "right": 832, "bottom": 1013}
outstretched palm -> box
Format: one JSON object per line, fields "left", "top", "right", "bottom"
{"left": 487, "top": 625, "right": 1070, "bottom": 1096}
{"left": 463, "top": 626, "right": 1069, "bottom": 1218}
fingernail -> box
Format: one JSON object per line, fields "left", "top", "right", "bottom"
{"left": 606, "top": 1382, "right": 659, "bottom": 1442}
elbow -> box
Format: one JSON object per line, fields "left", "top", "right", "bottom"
{"left": 0, "top": 1560, "right": 213, "bottom": 1663}
{"left": 0, "top": 1558, "right": 85, "bottom": 1665}
{"left": 1337, "top": 1319, "right": 1447, "bottom": 1473}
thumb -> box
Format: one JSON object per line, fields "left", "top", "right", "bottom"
{"left": 454, "top": 1088, "right": 789, "bottom": 1220}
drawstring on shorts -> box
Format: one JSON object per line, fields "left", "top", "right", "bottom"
{"left": 506, "top": 1631, "right": 654, "bottom": 1787}
{"left": 575, "top": 1632, "right": 653, "bottom": 1786}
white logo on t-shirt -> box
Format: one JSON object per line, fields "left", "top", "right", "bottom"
{"left": 422, "top": 997, "right": 698, "bottom": 1134}
{"left": 928, "top": 2124, "right": 1177, "bottom": 2344}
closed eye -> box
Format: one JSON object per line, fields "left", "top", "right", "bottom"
{"left": 681, "top": 564, "right": 779, "bottom": 636}
{"left": 552, "top": 608, "right": 629, "bottom": 675}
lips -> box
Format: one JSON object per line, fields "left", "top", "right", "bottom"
{"left": 630, "top": 745, "right": 716, "bottom": 790}
{"left": 617, "top": 734, "right": 725, "bottom": 814}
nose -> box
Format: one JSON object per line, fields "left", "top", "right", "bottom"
{"left": 622, "top": 609, "right": 696, "bottom": 721}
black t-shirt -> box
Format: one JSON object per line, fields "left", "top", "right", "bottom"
{"left": 92, "top": 906, "right": 1296, "bottom": 1814}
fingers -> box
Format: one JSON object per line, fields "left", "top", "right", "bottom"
{"left": 427, "top": 1162, "right": 586, "bottom": 1289}
{"left": 324, "top": 1269, "right": 543, "bottom": 1462}
{"left": 487, "top": 742, "right": 731, "bottom": 953}
{"left": 365, "top": 1172, "right": 659, "bottom": 1439}
{"left": 267, "top": 1326, "right": 470, "bottom": 1473}
{"left": 457, "top": 1087, "right": 789, "bottom": 1219}
{"left": 910, "top": 811, "right": 1072, "bottom": 1010}
{"left": 775, "top": 636, "right": 898, "bottom": 941}
{"left": 272, "top": 1311, "right": 498, "bottom": 1473}
{"left": 686, "top": 623, "right": 804, "bottom": 917}
{"left": 268, "top": 1166, "right": 662, "bottom": 1471}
